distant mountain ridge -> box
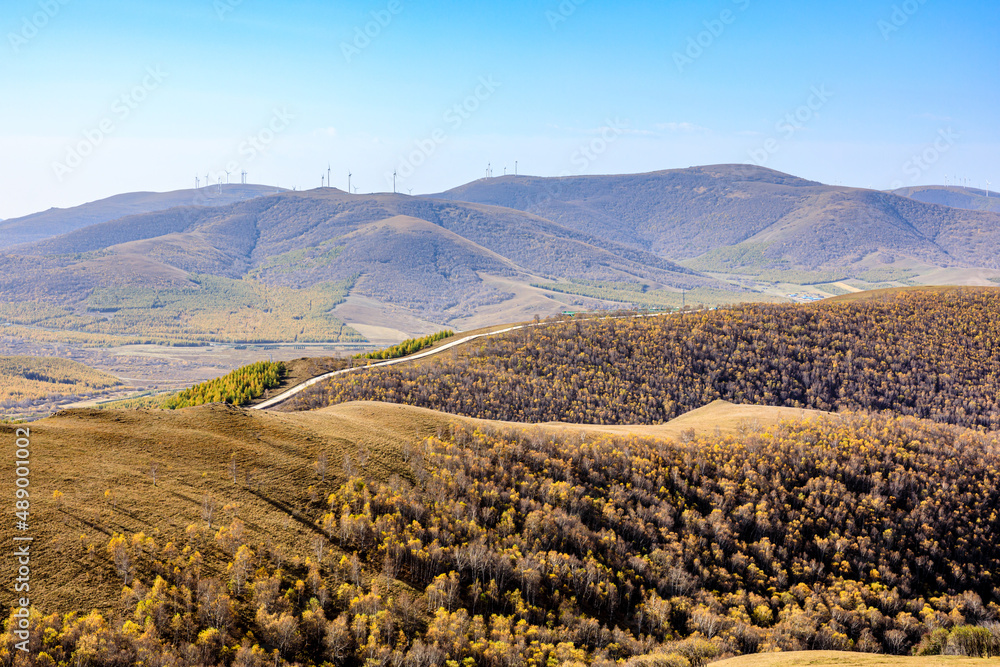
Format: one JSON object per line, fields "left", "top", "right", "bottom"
{"left": 0, "top": 184, "right": 286, "bottom": 249}
{"left": 433, "top": 165, "right": 1000, "bottom": 272}
{"left": 3, "top": 188, "right": 731, "bottom": 331}
{"left": 5, "top": 165, "right": 1000, "bottom": 338}
{"left": 892, "top": 184, "right": 1000, "bottom": 214}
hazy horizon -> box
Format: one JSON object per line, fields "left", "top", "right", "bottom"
{"left": 2, "top": 0, "right": 997, "bottom": 219}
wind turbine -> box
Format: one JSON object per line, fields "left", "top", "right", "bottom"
{"left": 321, "top": 174, "right": 325, "bottom": 188}
{"left": 195, "top": 176, "right": 200, "bottom": 189}
{"left": 987, "top": 181, "right": 992, "bottom": 198}
{"left": 353, "top": 186, "right": 358, "bottom": 194}
{"left": 327, "top": 164, "right": 331, "bottom": 189}
{"left": 407, "top": 188, "right": 413, "bottom": 196}
{"left": 224, "top": 170, "right": 231, "bottom": 185}
{"left": 393, "top": 170, "right": 397, "bottom": 194}
{"left": 515, "top": 160, "right": 518, "bottom": 176}
{"left": 348, "top": 170, "right": 352, "bottom": 194}
{"left": 241, "top": 170, "right": 247, "bottom": 185}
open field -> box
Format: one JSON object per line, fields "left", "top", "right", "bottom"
{"left": 0, "top": 275, "right": 363, "bottom": 346}
{"left": 535, "top": 399, "right": 830, "bottom": 441}
{"left": 713, "top": 651, "right": 1000, "bottom": 666}
{"left": 531, "top": 279, "right": 788, "bottom": 309}
{"left": 0, "top": 334, "right": 372, "bottom": 419}
{"left": 0, "top": 401, "right": 453, "bottom": 614}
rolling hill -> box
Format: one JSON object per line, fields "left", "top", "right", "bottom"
{"left": 1, "top": 189, "right": 742, "bottom": 339}
{"left": 4, "top": 397, "right": 1000, "bottom": 664}
{"left": 7, "top": 291, "right": 1000, "bottom": 664}
{"left": 893, "top": 185, "right": 1000, "bottom": 214}
{"left": 0, "top": 397, "right": 840, "bottom": 617}
{"left": 6, "top": 166, "right": 1000, "bottom": 344}
{"left": 0, "top": 184, "right": 286, "bottom": 250}
{"left": 0, "top": 356, "right": 122, "bottom": 418}
{"left": 281, "top": 288, "right": 1000, "bottom": 430}
{"left": 433, "top": 165, "right": 1000, "bottom": 277}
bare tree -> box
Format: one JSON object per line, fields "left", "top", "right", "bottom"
{"left": 107, "top": 534, "right": 132, "bottom": 584}
{"left": 314, "top": 451, "right": 328, "bottom": 483}
{"left": 343, "top": 453, "right": 357, "bottom": 478}
{"left": 312, "top": 535, "right": 327, "bottom": 562}
{"left": 202, "top": 494, "right": 217, "bottom": 529}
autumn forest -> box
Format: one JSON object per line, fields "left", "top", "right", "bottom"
{"left": 4, "top": 290, "right": 1000, "bottom": 666}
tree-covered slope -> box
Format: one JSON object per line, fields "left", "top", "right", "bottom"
{"left": 4, "top": 407, "right": 1000, "bottom": 664}
{"left": 282, "top": 289, "right": 1000, "bottom": 430}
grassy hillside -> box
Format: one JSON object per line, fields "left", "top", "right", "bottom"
{"left": 3, "top": 403, "right": 999, "bottom": 664}
{"left": 0, "top": 275, "right": 364, "bottom": 346}
{"left": 434, "top": 166, "right": 819, "bottom": 259}
{"left": 1, "top": 188, "right": 752, "bottom": 333}
{"left": 84, "top": 275, "right": 362, "bottom": 344}
{"left": 0, "top": 356, "right": 121, "bottom": 410}
{"left": 433, "top": 165, "right": 1000, "bottom": 275}
{"left": 589, "top": 399, "right": 829, "bottom": 440}
{"left": 282, "top": 289, "right": 1000, "bottom": 431}
{"left": 6, "top": 169, "right": 1000, "bottom": 343}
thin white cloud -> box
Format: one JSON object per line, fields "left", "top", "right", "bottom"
{"left": 654, "top": 122, "right": 710, "bottom": 134}
{"left": 546, "top": 122, "right": 651, "bottom": 136}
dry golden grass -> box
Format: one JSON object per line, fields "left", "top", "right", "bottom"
{"left": 532, "top": 399, "right": 830, "bottom": 441}
{"left": 0, "top": 401, "right": 455, "bottom": 615}
{"left": 712, "top": 650, "right": 1000, "bottom": 666}
{"left": 0, "top": 398, "right": 834, "bottom": 615}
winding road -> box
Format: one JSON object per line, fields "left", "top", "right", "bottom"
{"left": 252, "top": 312, "right": 673, "bottom": 411}
{"left": 251, "top": 323, "right": 532, "bottom": 410}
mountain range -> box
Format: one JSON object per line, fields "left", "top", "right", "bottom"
{"left": 0, "top": 186, "right": 721, "bottom": 335}
{"left": 435, "top": 165, "right": 1000, "bottom": 274}
{"left": 2, "top": 165, "right": 1000, "bottom": 338}
{"left": 0, "top": 184, "right": 285, "bottom": 249}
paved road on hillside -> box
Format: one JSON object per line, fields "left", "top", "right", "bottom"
{"left": 252, "top": 312, "right": 673, "bottom": 411}
{"left": 251, "top": 323, "right": 531, "bottom": 410}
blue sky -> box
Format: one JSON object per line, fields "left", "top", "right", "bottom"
{"left": 1, "top": 0, "right": 997, "bottom": 218}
